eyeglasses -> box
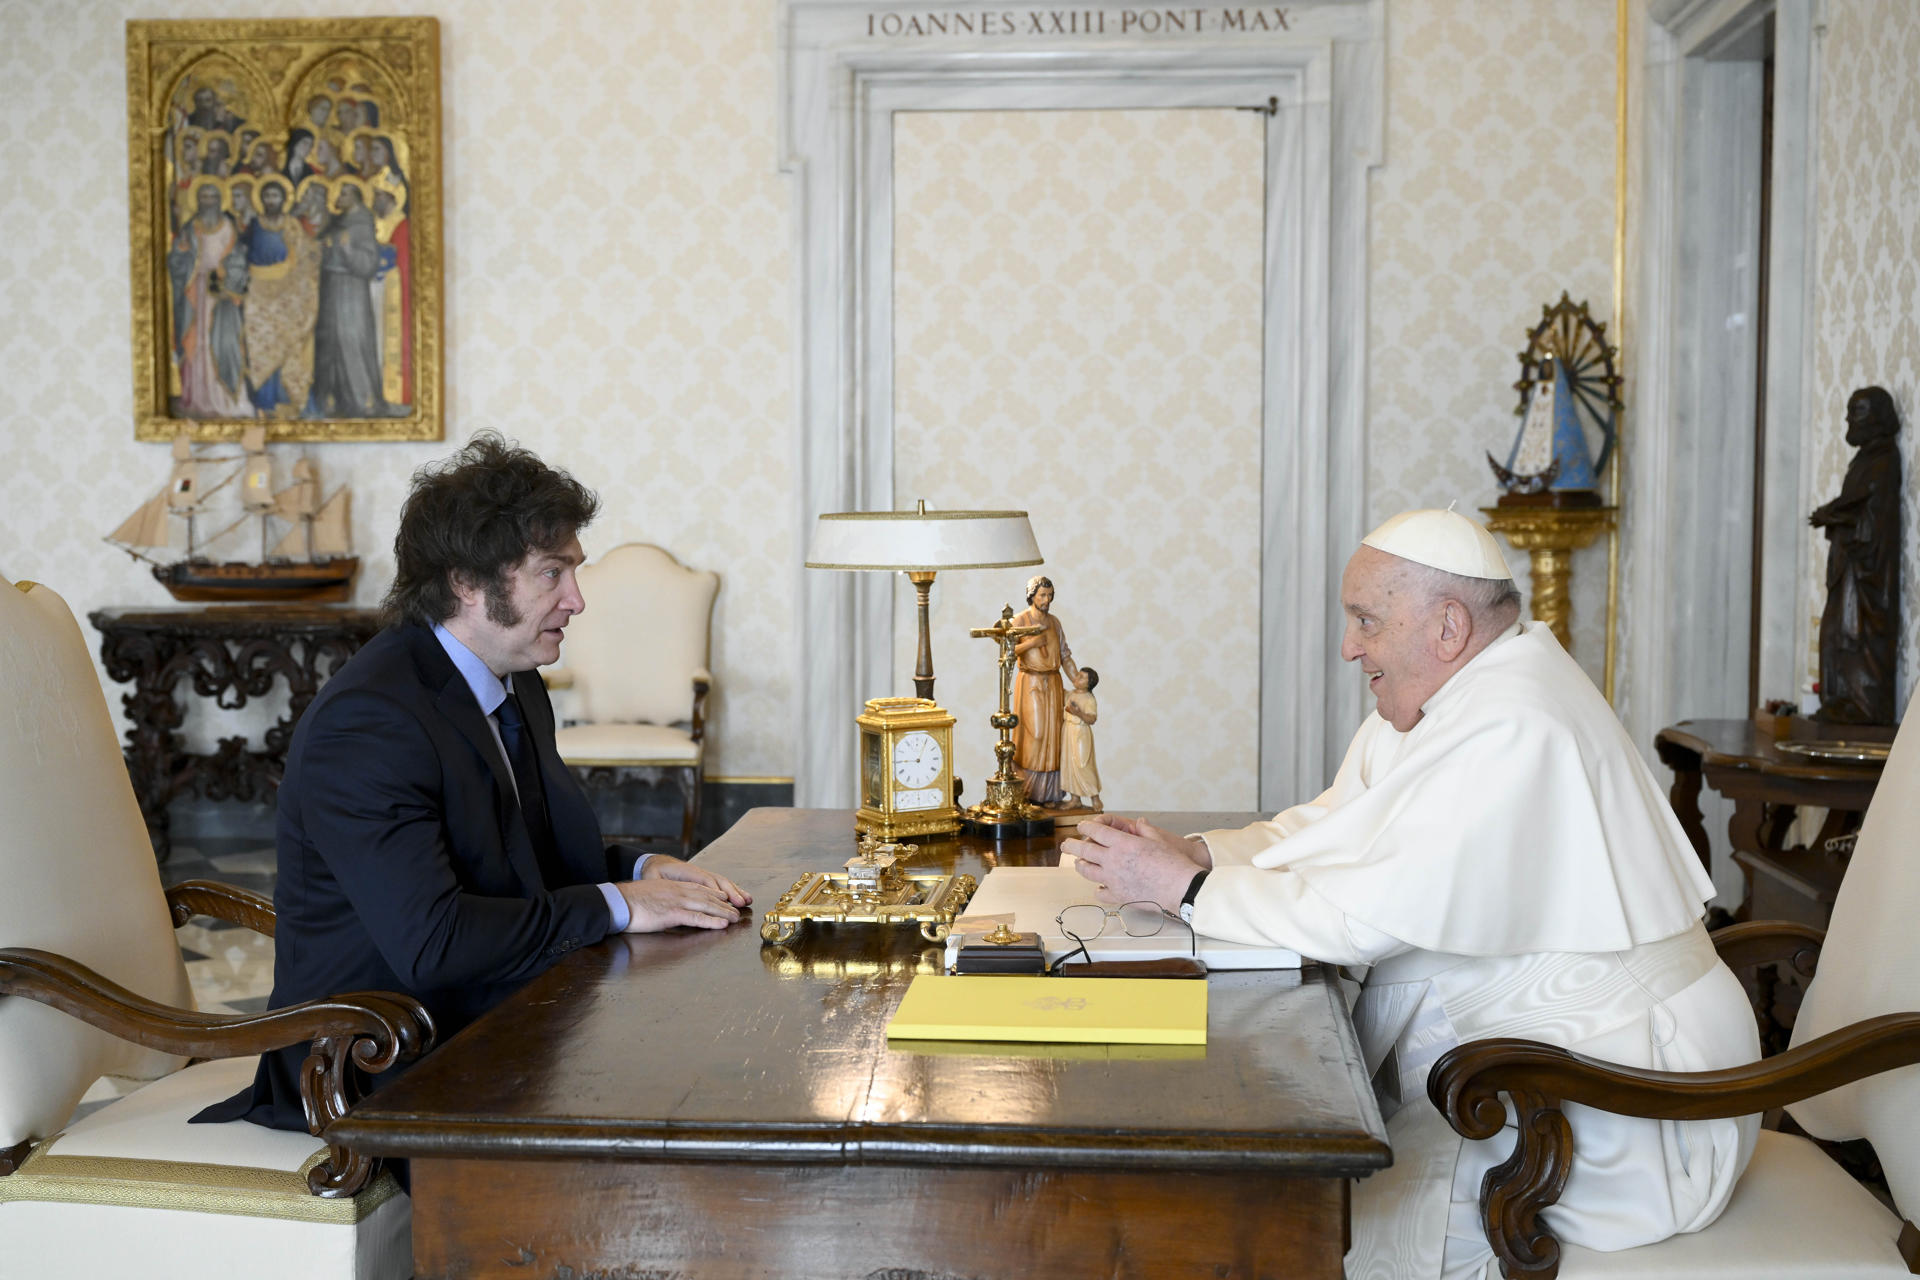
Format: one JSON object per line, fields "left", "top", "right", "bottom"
{"left": 1049, "top": 901, "right": 1194, "bottom": 973}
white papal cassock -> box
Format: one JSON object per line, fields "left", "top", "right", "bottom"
{"left": 1190, "top": 621, "right": 1762, "bottom": 1280}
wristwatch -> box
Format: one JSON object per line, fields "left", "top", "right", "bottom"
{"left": 1177, "top": 869, "right": 1210, "bottom": 924}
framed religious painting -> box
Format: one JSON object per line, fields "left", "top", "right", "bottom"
{"left": 126, "top": 18, "right": 442, "bottom": 441}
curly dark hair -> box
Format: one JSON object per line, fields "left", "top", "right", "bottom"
{"left": 382, "top": 432, "right": 599, "bottom": 627}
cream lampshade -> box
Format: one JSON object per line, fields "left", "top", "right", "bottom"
{"left": 806, "top": 501, "right": 1042, "bottom": 699}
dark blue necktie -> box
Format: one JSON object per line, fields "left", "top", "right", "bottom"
{"left": 495, "top": 691, "right": 562, "bottom": 885}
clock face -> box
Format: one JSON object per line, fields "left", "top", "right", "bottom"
{"left": 891, "top": 731, "right": 944, "bottom": 789}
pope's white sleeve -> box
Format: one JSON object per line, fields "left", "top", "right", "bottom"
{"left": 1188, "top": 864, "right": 1406, "bottom": 967}
{"left": 1192, "top": 802, "right": 1330, "bottom": 868}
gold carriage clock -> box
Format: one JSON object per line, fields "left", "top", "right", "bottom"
{"left": 855, "top": 697, "right": 961, "bottom": 839}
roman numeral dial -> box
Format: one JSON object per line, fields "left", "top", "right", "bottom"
{"left": 891, "top": 731, "right": 943, "bottom": 788}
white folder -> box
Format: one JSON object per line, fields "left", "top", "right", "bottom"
{"left": 947, "top": 859, "right": 1302, "bottom": 971}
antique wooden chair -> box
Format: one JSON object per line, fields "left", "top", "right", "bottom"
{"left": 1431, "top": 692, "right": 1920, "bottom": 1278}
{"left": 0, "top": 575, "right": 433, "bottom": 1279}
{"left": 546, "top": 542, "right": 719, "bottom": 856}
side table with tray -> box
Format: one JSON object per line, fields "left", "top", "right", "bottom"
{"left": 1654, "top": 715, "right": 1890, "bottom": 1050}
{"left": 1654, "top": 716, "right": 1890, "bottom": 933}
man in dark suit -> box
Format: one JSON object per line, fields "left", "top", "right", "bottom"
{"left": 199, "top": 434, "right": 749, "bottom": 1131}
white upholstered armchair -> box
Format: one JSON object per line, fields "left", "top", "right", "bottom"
{"left": 0, "top": 574, "right": 432, "bottom": 1280}
{"left": 546, "top": 542, "right": 720, "bottom": 856}
{"left": 1432, "top": 694, "right": 1920, "bottom": 1278}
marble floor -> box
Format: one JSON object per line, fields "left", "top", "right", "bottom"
{"left": 67, "top": 838, "right": 280, "bottom": 1125}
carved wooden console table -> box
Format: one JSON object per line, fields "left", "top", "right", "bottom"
{"left": 89, "top": 605, "right": 383, "bottom": 860}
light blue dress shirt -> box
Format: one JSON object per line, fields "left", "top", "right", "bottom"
{"left": 431, "top": 624, "right": 643, "bottom": 931}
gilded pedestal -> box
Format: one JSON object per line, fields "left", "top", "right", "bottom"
{"left": 1479, "top": 506, "right": 1617, "bottom": 653}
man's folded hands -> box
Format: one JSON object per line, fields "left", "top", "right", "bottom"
{"left": 617, "top": 855, "right": 752, "bottom": 932}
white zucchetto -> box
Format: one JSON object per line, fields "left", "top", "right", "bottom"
{"left": 1361, "top": 505, "right": 1513, "bottom": 581}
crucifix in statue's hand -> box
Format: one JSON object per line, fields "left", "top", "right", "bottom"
{"left": 965, "top": 605, "right": 1050, "bottom": 833}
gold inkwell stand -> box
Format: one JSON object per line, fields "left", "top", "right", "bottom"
{"left": 759, "top": 834, "right": 977, "bottom": 946}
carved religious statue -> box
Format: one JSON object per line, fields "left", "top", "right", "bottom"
{"left": 1011, "top": 574, "right": 1072, "bottom": 806}
{"left": 1810, "top": 386, "right": 1904, "bottom": 725}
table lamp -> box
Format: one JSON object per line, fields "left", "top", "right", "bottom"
{"left": 805, "top": 501, "right": 1042, "bottom": 700}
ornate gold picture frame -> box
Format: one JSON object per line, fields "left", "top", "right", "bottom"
{"left": 127, "top": 18, "right": 441, "bottom": 442}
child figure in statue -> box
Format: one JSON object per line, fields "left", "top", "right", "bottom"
{"left": 1061, "top": 663, "right": 1101, "bottom": 812}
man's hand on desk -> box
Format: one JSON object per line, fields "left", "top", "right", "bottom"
{"left": 615, "top": 856, "right": 753, "bottom": 932}
{"left": 1062, "top": 815, "right": 1212, "bottom": 912}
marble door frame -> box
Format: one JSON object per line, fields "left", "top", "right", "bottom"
{"left": 781, "top": 1, "right": 1385, "bottom": 807}
{"left": 1626, "top": 0, "right": 1819, "bottom": 760}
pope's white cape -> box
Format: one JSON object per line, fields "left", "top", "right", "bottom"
{"left": 1188, "top": 621, "right": 1754, "bottom": 1276}
{"left": 1196, "top": 621, "right": 1714, "bottom": 956}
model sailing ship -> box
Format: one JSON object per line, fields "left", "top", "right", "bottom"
{"left": 107, "top": 426, "right": 359, "bottom": 603}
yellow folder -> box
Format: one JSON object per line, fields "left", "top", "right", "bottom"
{"left": 886, "top": 974, "right": 1207, "bottom": 1045}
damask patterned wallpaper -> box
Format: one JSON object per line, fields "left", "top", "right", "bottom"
{"left": 1366, "top": 0, "right": 1620, "bottom": 688}
{"left": 0, "top": 0, "right": 795, "bottom": 777}
{"left": 2, "top": 0, "right": 1629, "bottom": 796}
{"left": 1810, "top": 0, "right": 1920, "bottom": 713}
{"left": 893, "top": 110, "right": 1265, "bottom": 811}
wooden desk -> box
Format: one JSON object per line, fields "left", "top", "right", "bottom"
{"left": 330, "top": 808, "right": 1390, "bottom": 1280}
{"left": 1654, "top": 719, "right": 1885, "bottom": 929}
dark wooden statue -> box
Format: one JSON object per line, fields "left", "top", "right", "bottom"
{"left": 1810, "top": 386, "right": 1903, "bottom": 725}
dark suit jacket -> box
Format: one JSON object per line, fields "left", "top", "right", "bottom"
{"left": 195, "top": 623, "right": 630, "bottom": 1131}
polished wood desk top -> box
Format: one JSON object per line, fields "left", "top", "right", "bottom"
{"left": 1656, "top": 718, "right": 1888, "bottom": 788}
{"left": 331, "top": 808, "right": 1390, "bottom": 1180}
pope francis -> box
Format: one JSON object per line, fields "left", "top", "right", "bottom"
{"left": 1065, "top": 507, "right": 1761, "bottom": 1280}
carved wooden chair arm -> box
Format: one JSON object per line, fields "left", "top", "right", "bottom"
{"left": 690, "top": 669, "right": 712, "bottom": 743}
{"left": 165, "top": 879, "right": 277, "bottom": 937}
{"left": 0, "top": 946, "right": 435, "bottom": 1198}
{"left": 1710, "top": 919, "right": 1824, "bottom": 978}
{"left": 1429, "top": 1012, "right": 1920, "bottom": 1279}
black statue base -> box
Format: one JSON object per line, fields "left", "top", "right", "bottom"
{"left": 961, "top": 813, "right": 1056, "bottom": 840}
